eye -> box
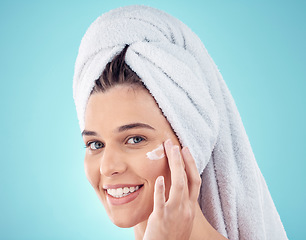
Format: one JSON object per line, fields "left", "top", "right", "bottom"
{"left": 86, "top": 141, "right": 104, "bottom": 150}
{"left": 127, "top": 136, "right": 145, "bottom": 144}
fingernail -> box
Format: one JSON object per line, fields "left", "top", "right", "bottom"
{"left": 157, "top": 176, "right": 164, "bottom": 187}
{"left": 182, "top": 146, "right": 190, "bottom": 155}
{"left": 173, "top": 145, "right": 180, "bottom": 159}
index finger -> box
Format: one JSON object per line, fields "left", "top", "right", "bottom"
{"left": 164, "top": 139, "right": 186, "bottom": 208}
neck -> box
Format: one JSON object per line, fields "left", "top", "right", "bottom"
{"left": 133, "top": 203, "right": 225, "bottom": 240}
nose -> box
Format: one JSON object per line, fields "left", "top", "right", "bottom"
{"left": 99, "top": 145, "right": 127, "bottom": 177}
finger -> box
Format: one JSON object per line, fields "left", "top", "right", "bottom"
{"left": 153, "top": 176, "right": 165, "bottom": 213}
{"left": 181, "top": 147, "right": 201, "bottom": 203}
{"left": 164, "top": 139, "right": 185, "bottom": 208}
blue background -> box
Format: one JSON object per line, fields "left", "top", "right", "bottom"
{"left": 1, "top": 0, "right": 305, "bottom": 239}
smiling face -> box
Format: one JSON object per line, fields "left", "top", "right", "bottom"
{"left": 83, "top": 84, "right": 180, "bottom": 228}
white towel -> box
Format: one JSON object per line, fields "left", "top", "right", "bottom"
{"left": 73, "top": 5, "right": 287, "bottom": 240}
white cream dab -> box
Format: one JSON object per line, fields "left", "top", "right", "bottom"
{"left": 146, "top": 144, "right": 165, "bottom": 160}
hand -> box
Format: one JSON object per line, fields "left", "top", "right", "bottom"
{"left": 143, "top": 139, "right": 201, "bottom": 240}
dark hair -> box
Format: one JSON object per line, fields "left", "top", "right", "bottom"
{"left": 91, "top": 45, "right": 146, "bottom": 94}
{"left": 91, "top": 44, "right": 179, "bottom": 141}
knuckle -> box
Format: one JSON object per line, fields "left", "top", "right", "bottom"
{"left": 184, "top": 209, "right": 193, "bottom": 222}
{"left": 155, "top": 202, "right": 165, "bottom": 211}
{"left": 194, "top": 176, "right": 202, "bottom": 187}
{"left": 165, "top": 208, "right": 176, "bottom": 221}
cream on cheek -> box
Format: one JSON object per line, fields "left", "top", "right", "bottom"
{"left": 144, "top": 144, "right": 170, "bottom": 195}
{"left": 142, "top": 147, "right": 172, "bottom": 202}
{"left": 146, "top": 144, "right": 165, "bottom": 160}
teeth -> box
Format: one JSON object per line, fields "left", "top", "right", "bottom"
{"left": 117, "top": 188, "right": 123, "bottom": 195}
{"left": 106, "top": 186, "right": 141, "bottom": 198}
{"left": 123, "top": 187, "right": 129, "bottom": 194}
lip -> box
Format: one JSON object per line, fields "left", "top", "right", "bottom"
{"left": 104, "top": 184, "right": 144, "bottom": 206}
{"left": 103, "top": 184, "right": 142, "bottom": 189}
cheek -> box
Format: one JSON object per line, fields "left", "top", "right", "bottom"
{"left": 141, "top": 155, "right": 171, "bottom": 201}
{"left": 84, "top": 157, "right": 100, "bottom": 189}
{"left": 133, "top": 150, "right": 170, "bottom": 186}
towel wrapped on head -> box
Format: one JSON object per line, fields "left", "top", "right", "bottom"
{"left": 73, "top": 5, "right": 287, "bottom": 239}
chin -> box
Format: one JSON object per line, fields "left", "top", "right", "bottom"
{"left": 106, "top": 204, "right": 151, "bottom": 229}
{"left": 110, "top": 214, "right": 147, "bottom": 228}
{"left": 112, "top": 219, "right": 136, "bottom": 228}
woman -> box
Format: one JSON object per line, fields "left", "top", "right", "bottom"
{"left": 73, "top": 5, "right": 287, "bottom": 239}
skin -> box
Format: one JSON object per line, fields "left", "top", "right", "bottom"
{"left": 82, "top": 85, "right": 228, "bottom": 239}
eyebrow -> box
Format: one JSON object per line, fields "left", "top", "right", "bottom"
{"left": 81, "top": 122, "right": 155, "bottom": 137}
{"left": 117, "top": 123, "right": 155, "bottom": 132}
{"left": 81, "top": 130, "right": 99, "bottom": 137}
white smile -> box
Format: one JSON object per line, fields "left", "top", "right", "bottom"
{"left": 106, "top": 185, "right": 142, "bottom": 198}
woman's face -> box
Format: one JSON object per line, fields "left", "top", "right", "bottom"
{"left": 83, "top": 85, "right": 180, "bottom": 228}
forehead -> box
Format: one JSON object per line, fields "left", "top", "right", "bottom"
{"left": 84, "top": 85, "right": 165, "bottom": 130}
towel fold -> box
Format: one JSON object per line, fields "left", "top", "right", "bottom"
{"left": 73, "top": 5, "right": 287, "bottom": 239}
